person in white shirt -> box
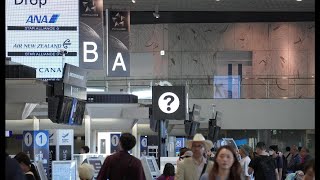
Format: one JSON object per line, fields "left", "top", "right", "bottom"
{"left": 239, "top": 144, "right": 253, "bottom": 180}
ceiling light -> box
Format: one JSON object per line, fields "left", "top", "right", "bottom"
{"left": 153, "top": 5, "right": 160, "bottom": 18}
{"left": 296, "top": 0, "right": 302, "bottom": 1}
{"left": 160, "top": 50, "right": 165, "bottom": 55}
{"left": 153, "top": 12, "right": 160, "bottom": 18}
{"left": 132, "top": 0, "right": 136, "bottom": 3}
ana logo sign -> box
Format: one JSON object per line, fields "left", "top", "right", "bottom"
{"left": 158, "top": 92, "right": 180, "bottom": 114}
{"left": 62, "top": 133, "right": 70, "bottom": 143}
{"left": 26, "top": 14, "right": 59, "bottom": 23}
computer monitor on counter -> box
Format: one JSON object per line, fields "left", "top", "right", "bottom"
{"left": 141, "top": 156, "right": 161, "bottom": 180}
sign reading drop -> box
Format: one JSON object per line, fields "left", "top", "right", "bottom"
{"left": 152, "top": 86, "right": 186, "bottom": 120}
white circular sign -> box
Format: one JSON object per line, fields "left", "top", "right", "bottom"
{"left": 35, "top": 132, "right": 48, "bottom": 147}
{"left": 141, "top": 138, "right": 147, "bottom": 147}
{"left": 111, "top": 135, "right": 119, "bottom": 146}
{"left": 24, "top": 132, "right": 33, "bottom": 147}
{"left": 158, "top": 92, "right": 180, "bottom": 114}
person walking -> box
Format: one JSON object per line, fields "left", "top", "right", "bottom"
{"left": 97, "top": 133, "right": 146, "bottom": 180}
{"left": 175, "top": 133, "right": 214, "bottom": 180}
{"left": 200, "top": 145, "right": 242, "bottom": 180}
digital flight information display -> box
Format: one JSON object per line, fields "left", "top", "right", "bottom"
{"left": 6, "top": 0, "right": 79, "bottom": 79}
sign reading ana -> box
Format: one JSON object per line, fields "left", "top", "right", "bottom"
{"left": 5, "top": 0, "right": 79, "bottom": 79}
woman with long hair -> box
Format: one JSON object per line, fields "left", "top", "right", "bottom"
{"left": 200, "top": 145, "right": 242, "bottom": 180}
{"left": 14, "top": 152, "right": 41, "bottom": 180}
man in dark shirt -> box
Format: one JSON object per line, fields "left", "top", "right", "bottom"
{"left": 248, "top": 142, "right": 279, "bottom": 180}
{"left": 97, "top": 133, "right": 146, "bottom": 180}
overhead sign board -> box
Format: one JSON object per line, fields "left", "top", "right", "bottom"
{"left": 5, "top": 0, "right": 79, "bottom": 80}
{"left": 152, "top": 86, "right": 186, "bottom": 120}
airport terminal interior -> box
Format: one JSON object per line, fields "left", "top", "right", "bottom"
{"left": 5, "top": 0, "right": 315, "bottom": 179}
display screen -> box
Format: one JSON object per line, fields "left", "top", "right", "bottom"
{"left": 147, "top": 159, "right": 156, "bottom": 172}
{"left": 52, "top": 161, "right": 76, "bottom": 180}
{"left": 5, "top": 0, "right": 79, "bottom": 80}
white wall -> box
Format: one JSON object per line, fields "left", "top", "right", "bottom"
{"left": 190, "top": 99, "right": 314, "bottom": 129}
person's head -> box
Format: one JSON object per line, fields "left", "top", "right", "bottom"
{"left": 255, "top": 142, "right": 266, "bottom": 155}
{"left": 14, "top": 152, "right": 41, "bottom": 180}
{"left": 290, "top": 145, "right": 299, "bottom": 155}
{"left": 179, "top": 147, "right": 189, "bottom": 157}
{"left": 119, "top": 132, "right": 136, "bottom": 151}
{"left": 80, "top": 146, "right": 90, "bottom": 154}
{"left": 14, "top": 152, "right": 32, "bottom": 173}
{"left": 209, "top": 145, "right": 241, "bottom": 180}
{"left": 163, "top": 163, "right": 175, "bottom": 177}
{"left": 186, "top": 133, "right": 213, "bottom": 159}
{"left": 299, "top": 147, "right": 309, "bottom": 158}
{"left": 239, "top": 144, "right": 251, "bottom": 158}
{"left": 78, "top": 163, "right": 95, "bottom": 180}
{"left": 303, "top": 159, "right": 315, "bottom": 180}
{"left": 269, "top": 145, "right": 279, "bottom": 157}
{"left": 286, "top": 146, "right": 291, "bottom": 152}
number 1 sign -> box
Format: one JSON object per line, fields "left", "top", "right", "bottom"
{"left": 23, "top": 130, "right": 50, "bottom": 179}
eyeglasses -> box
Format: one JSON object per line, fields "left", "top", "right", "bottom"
{"left": 192, "top": 145, "right": 204, "bottom": 149}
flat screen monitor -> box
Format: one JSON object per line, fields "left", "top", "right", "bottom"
{"left": 51, "top": 96, "right": 85, "bottom": 125}
{"left": 52, "top": 160, "right": 77, "bottom": 180}
{"left": 140, "top": 156, "right": 160, "bottom": 180}
{"left": 184, "top": 120, "right": 200, "bottom": 136}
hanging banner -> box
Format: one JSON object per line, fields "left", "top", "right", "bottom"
{"left": 79, "top": 0, "right": 104, "bottom": 69}
{"left": 107, "top": 10, "right": 130, "bottom": 76}
{"left": 110, "top": 133, "right": 121, "bottom": 153}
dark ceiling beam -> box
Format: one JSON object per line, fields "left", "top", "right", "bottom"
{"left": 128, "top": 11, "right": 315, "bottom": 24}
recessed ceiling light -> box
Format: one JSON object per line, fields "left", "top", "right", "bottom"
{"left": 216, "top": 0, "right": 220, "bottom": 1}
{"left": 296, "top": 0, "right": 302, "bottom": 1}
{"left": 132, "top": 0, "right": 136, "bottom": 3}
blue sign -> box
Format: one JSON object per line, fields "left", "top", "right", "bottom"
{"left": 23, "top": 130, "right": 50, "bottom": 179}
{"left": 176, "top": 138, "right": 185, "bottom": 153}
{"left": 140, "top": 136, "right": 148, "bottom": 156}
{"left": 110, "top": 134, "right": 121, "bottom": 153}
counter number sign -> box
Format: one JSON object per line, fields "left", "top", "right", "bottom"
{"left": 111, "top": 135, "right": 119, "bottom": 146}
{"left": 35, "top": 132, "right": 48, "bottom": 147}
{"left": 24, "top": 132, "right": 33, "bottom": 147}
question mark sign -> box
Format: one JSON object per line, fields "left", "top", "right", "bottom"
{"left": 164, "top": 95, "right": 174, "bottom": 111}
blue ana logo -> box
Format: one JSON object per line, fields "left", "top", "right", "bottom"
{"left": 62, "top": 133, "right": 69, "bottom": 138}
{"left": 26, "top": 14, "right": 60, "bottom": 23}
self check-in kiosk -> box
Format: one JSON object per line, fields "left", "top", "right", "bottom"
{"left": 141, "top": 156, "right": 161, "bottom": 180}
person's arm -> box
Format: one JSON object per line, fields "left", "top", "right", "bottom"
{"left": 97, "top": 156, "right": 110, "bottom": 180}
{"left": 275, "top": 168, "right": 280, "bottom": 180}
{"left": 244, "top": 159, "right": 251, "bottom": 180}
{"left": 248, "top": 158, "right": 255, "bottom": 175}
{"left": 248, "top": 167, "right": 254, "bottom": 175}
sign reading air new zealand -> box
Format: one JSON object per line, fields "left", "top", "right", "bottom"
{"left": 63, "top": 63, "right": 88, "bottom": 100}
{"left": 107, "top": 10, "right": 130, "bottom": 77}
{"left": 152, "top": 86, "right": 186, "bottom": 120}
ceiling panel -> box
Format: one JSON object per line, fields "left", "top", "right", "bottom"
{"left": 104, "top": 0, "right": 314, "bottom": 12}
